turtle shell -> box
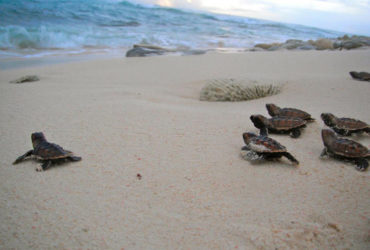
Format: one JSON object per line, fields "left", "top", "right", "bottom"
{"left": 266, "top": 104, "right": 313, "bottom": 120}
{"left": 33, "top": 141, "right": 73, "bottom": 160}
{"left": 269, "top": 117, "right": 306, "bottom": 130}
{"left": 278, "top": 108, "right": 311, "bottom": 120}
{"left": 247, "top": 135, "right": 287, "bottom": 153}
{"left": 328, "top": 138, "right": 369, "bottom": 158}
{"left": 334, "top": 117, "right": 368, "bottom": 131}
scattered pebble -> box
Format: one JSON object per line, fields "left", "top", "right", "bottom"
{"left": 327, "top": 223, "right": 341, "bottom": 232}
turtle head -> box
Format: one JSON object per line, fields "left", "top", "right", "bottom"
{"left": 31, "top": 132, "right": 46, "bottom": 148}
{"left": 321, "top": 113, "right": 337, "bottom": 127}
{"left": 250, "top": 114, "right": 269, "bottom": 129}
{"left": 266, "top": 103, "right": 280, "bottom": 117}
{"left": 321, "top": 129, "right": 337, "bottom": 147}
{"left": 243, "top": 132, "right": 257, "bottom": 144}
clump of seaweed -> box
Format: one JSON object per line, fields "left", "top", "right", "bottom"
{"left": 199, "top": 78, "right": 282, "bottom": 102}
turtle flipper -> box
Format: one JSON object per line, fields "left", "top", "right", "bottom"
{"left": 68, "top": 156, "right": 82, "bottom": 162}
{"left": 320, "top": 148, "right": 328, "bottom": 158}
{"left": 241, "top": 150, "right": 263, "bottom": 161}
{"left": 13, "top": 150, "right": 33, "bottom": 165}
{"left": 307, "top": 118, "right": 315, "bottom": 122}
{"left": 281, "top": 152, "right": 299, "bottom": 165}
{"left": 355, "top": 159, "right": 368, "bottom": 171}
{"left": 264, "top": 154, "right": 282, "bottom": 161}
{"left": 333, "top": 127, "right": 349, "bottom": 136}
{"left": 259, "top": 127, "right": 268, "bottom": 137}
{"left": 290, "top": 129, "right": 301, "bottom": 138}
{"left": 36, "top": 160, "right": 52, "bottom": 172}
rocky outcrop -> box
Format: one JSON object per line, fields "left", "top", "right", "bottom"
{"left": 254, "top": 43, "right": 282, "bottom": 50}
{"left": 252, "top": 35, "right": 370, "bottom": 51}
{"left": 126, "top": 35, "right": 370, "bottom": 57}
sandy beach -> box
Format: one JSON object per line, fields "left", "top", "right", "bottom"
{"left": 1, "top": 50, "right": 369, "bottom": 249}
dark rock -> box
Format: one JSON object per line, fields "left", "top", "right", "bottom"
{"left": 126, "top": 47, "right": 166, "bottom": 57}
{"left": 281, "top": 39, "right": 304, "bottom": 50}
{"left": 297, "top": 44, "right": 316, "bottom": 50}
{"left": 341, "top": 40, "right": 363, "bottom": 50}
{"left": 333, "top": 41, "right": 342, "bottom": 49}
{"left": 267, "top": 45, "right": 282, "bottom": 51}
{"left": 254, "top": 43, "right": 281, "bottom": 50}
{"left": 182, "top": 49, "right": 207, "bottom": 55}
{"left": 249, "top": 47, "right": 265, "bottom": 52}
{"left": 126, "top": 44, "right": 207, "bottom": 57}
{"left": 251, "top": 35, "right": 370, "bottom": 52}
{"left": 133, "top": 44, "right": 171, "bottom": 51}
{"left": 10, "top": 75, "right": 40, "bottom": 83}
{"left": 333, "top": 35, "right": 370, "bottom": 50}
{"left": 350, "top": 36, "right": 370, "bottom": 46}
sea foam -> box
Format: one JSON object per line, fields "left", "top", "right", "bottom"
{"left": 0, "top": 0, "right": 346, "bottom": 57}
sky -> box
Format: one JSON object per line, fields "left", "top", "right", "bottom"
{"left": 136, "top": 0, "right": 370, "bottom": 35}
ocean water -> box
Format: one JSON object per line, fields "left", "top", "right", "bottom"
{"left": 0, "top": 0, "right": 345, "bottom": 58}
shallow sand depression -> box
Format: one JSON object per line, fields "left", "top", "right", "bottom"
{"left": 0, "top": 50, "right": 369, "bottom": 249}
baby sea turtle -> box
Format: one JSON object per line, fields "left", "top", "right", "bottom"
{"left": 349, "top": 71, "right": 370, "bottom": 81}
{"left": 13, "top": 132, "right": 81, "bottom": 171}
{"left": 321, "top": 113, "right": 369, "bottom": 136}
{"left": 250, "top": 114, "right": 307, "bottom": 138}
{"left": 266, "top": 103, "right": 315, "bottom": 121}
{"left": 241, "top": 132, "right": 299, "bottom": 165}
{"left": 320, "top": 129, "right": 369, "bottom": 171}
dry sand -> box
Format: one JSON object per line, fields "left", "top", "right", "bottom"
{"left": 0, "top": 50, "right": 369, "bottom": 249}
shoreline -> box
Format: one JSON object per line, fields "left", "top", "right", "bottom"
{"left": 1, "top": 50, "right": 369, "bottom": 249}
{"left": 2, "top": 46, "right": 370, "bottom": 71}
{"left": 0, "top": 50, "right": 126, "bottom": 70}
{"left": 2, "top": 34, "right": 369, "bottom": 70}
